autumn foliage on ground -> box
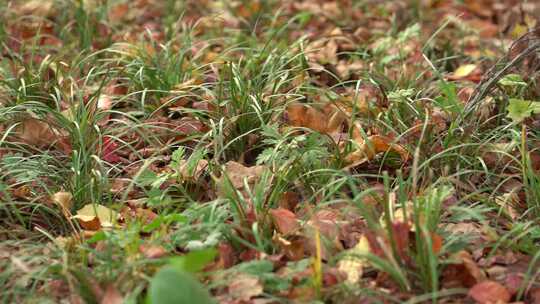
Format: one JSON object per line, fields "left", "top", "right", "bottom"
{"left": 1, "top": 0, "right": 540, "bottom": 303}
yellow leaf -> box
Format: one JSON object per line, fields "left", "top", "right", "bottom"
{"left": 451, "top": 64, "right": 477, "bottom": 79}
{"left": 72, "top": 204, "right": 118, "bottom": 230}
{"left": 337, "top": 235, "right": 370, "bottom": 284}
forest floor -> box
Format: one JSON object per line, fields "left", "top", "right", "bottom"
{"left": 1, "top": 1, "right": 540, "bottom": 303}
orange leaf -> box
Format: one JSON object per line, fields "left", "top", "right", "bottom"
{"left": 345, "top": 135, "right": 409, "bottom": 165}
{"left": 430, "top": 232, "right": 443, "bottom": 254}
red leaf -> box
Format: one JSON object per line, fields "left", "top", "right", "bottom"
{"left": 468, "top": 280, "right": 511, "bottom": 304}
{"left": 102, "top": 137, "right": 121, "bottom": 164}
{"left": 269, "top": 208, "right": 299, "bottom": 235}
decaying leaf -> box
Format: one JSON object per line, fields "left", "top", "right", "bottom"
{"left": 269, "top": 208, "right": 299, "bottom": 235}
{"left": 286, "top": 103, "right": 347, "bottom": 136}
{"left": 52, "top": 191, "right": 73, "bottom": 211}
{"left": 468, "top": 280, "right": 511, "bottom": 304}
{"left": 443, "top": 250, "right": 486, "bottom": 288}
{"left": 228, "top": 273, "right": 264, "bottom": 302}
{"left": 72, "top": 204, "right": 119, "bottom": 230}
{"left": 178, "top": 159, "right": 208, "bottom": 181}
{"left": 218, "top": 161, "right": 267, "bottom": 192}
{"left": 273, "top": 234, "right": 305, "bottom": 261}
{"left": 345, "top": 135, "right": 409, "bottom": 165}
{"left": 18, "top": 118, "right": 59, "bottom": 147}
{"left": 337, "top": 235, "right": 370, "bottom": 284}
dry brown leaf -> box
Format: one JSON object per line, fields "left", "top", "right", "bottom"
{"left": 228, "top": 273, "right": 264, "bottom": 302}
{"left": 178, "top": 159, "right": 208, "bottom": 181}
{"left": 273, "top": 235, "right": 305, "bottom": 261}
{"left": 468, "top": 280, "right": 511, "bottom": 304}
{"left": 345, "top": 135, "right": 409, "bottom": 165}
{"left": 18, "top": 118, "right": 59, "bottom": 147}
{"left": 52, "top": 191, "right": 73, "bottom": 211}
{"left": 269, "top": 208, "right": 299, "bottom": 235}
{"left": 219, "top": 161, "right": 267, "bottom": 190}
{"left": 443, "top": 250, "right": 486, "bottom": 288}
{"left": 286, "top": 103, "right": 327, "bottom": 133}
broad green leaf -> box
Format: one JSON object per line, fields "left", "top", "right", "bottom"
{"left": 147, "top": 267, "right": 214, "bottom": 304}
{"left": 169, "top": 248, "right": 217, "bottom": 273}
{"left": 507, "top": 98, "right": 540, "bottom": 123}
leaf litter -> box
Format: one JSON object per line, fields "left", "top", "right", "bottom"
{"left": 1, "top": 0, "right": 540, "bottom": 303}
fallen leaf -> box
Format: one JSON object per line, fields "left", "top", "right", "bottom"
{"left": 72, "top": 204, "right": 119, "bottom": 230}
{"left": 345, "top": 135, "right": 409, "bottom": 165}
{"left": 100, "top": 284, "right": 123, "bottom": 304}
{"left": 216, "top": 242, "right": 236, "bottom": 269}
{"left": 18, "top": 118, "right": 59, "bottom": 147}
{"left": 468, "top": 280, "right": 511, "bottom": 304}
{"left": 228, "top": 273, "right": 264, "bottom": 302}
{"left": 139, "top": 244, "right": 167, "bottom": 259}
{"left": 218, "top": 161, "right": 267, "bottom": 191}
{"left": 97, "top": 94, "right": 113, "bottom": 111}
{"left": 286, "top": 103, "right": 329, "bottom": 133}
{"left": 52, "top": 191, "right": 73, "bottom": 211}
{"left": 337, "top": 235, "right": 370, "bottom": 284}
{"left": 448, "top": 64, "right": 482, "bottom": 82}
{"left": 430, "top": 232, "right": 443, "bottom": 254}
{"left": 269, "top": 208, "right": 299, "bottom": 235}
{"left": 273, "top": 234, "right": 305, "bottom": 261}
{"left": 108, "top": 3, "right": 129, "bottom": 23}
{"left": 101, "top": 137, "right": 122, "bottom": 164}
{"left": 443, "top": 250, "right": 486, "bottom": 288}
{"left": 178, "top": 159, "right": 208, "bottom": 181}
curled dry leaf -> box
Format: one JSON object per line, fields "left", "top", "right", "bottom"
{"left": 228, "top": 273, "right": 264, "bottom": 302}
{"left": 337, "top": 235, "right": 370, "bottom": 284}
{"left": 345, "top": 135, "right": 409, "bottom": 166}
{"left": 269, "top": 208, "right": 299, "bottom": 235}
{"left": 52, "top": 191, "right": 73, "bottom": 211}
{"left": 18, "top": 118, "right": 60, "bottom": 148}
{"left": 286, "top": 103, "right": 346, "bottom": 136}
{"left": 468, "top": 280, "right": 511, "bottom": 304}
{"left": 72, "top": 204, "right": 119, "bottom": 231}
{"left": 101, "top": 137, "right": 122, "bottom": 164}
{"left": 273, "top": 234, "right": 305, "bottom": 261}
{"left": 218, "top": 161, "right": 267, "bottom": 191}
{"left": 443, "top": 250, "right": 486, "bottom": 288}
{"left": 178, "top": 159, "right": 208, "bottom": 181}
